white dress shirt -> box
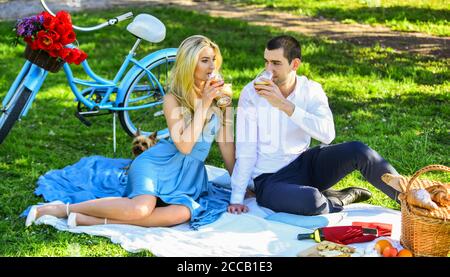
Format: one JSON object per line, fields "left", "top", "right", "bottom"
{"left": 230, "top": 75, "right": 336, "bottom": 204}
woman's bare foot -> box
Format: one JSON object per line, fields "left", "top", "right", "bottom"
{"left": 36, "top": 204, "right": 68, "bottom": 219}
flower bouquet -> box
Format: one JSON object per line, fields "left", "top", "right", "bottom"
{"left": 14, "top": 10, "right": 88, "bottom": 72}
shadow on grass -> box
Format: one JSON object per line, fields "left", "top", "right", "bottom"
{"left": 223, "top": 2, "right": 449, "bottom": 56}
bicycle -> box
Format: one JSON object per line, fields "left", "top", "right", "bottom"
{"left": 0, "top": 0, "right": 177, "bottom": 151}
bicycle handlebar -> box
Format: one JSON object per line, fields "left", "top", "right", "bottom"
{"left": 40, "top": 0, "right": 133, "bottom": 32}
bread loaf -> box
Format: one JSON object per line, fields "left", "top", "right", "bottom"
{"left": 426, "top": 184, "right": 450, "bottom": 207}
{"left": 381, "top": 173, "right": 408, "bottom": 192}
{"left": 406, "top": 189, "right": 439, "bottom": 210}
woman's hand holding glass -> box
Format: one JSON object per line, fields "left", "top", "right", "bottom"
{"left": 209, "top": 73, "right": 232, "bottom": 108}
{"left": 201, "top": 76, "right": 224, "bottom": 109}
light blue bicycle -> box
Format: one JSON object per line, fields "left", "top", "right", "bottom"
{"left": 0, "top": 0, "right": 177, "bottom": 148}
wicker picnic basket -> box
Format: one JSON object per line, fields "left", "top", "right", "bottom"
{"left": 399, "top": 164, "right": 450, "bottom": 257}
{"left": 24, "top": 44, "right": 65, "bottom": 73}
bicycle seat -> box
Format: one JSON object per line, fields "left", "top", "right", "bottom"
{"left": 126, "top": 14, "right": 166, "bottom": 43}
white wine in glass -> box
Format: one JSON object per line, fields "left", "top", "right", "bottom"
{"left": 254, "top": 70, "right": 273, "bottom": 89}
{"left": 209, "top": 73, "right": 232, "bottom": 108}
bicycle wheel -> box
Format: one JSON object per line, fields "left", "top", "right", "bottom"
{"left": 119, "top": 54, "right": 176, "bottom": 138}
{"left": 0, "top": 86, "right": 32, "bottom": 144}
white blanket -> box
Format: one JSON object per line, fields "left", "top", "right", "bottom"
{"left": 33, "top": 166, "right": 401, "bottom": 257}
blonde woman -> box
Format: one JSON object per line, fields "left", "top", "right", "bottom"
{"left": 26, "top": 35, "right": 235, "bottom": 228}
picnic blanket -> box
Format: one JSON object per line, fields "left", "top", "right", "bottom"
{"left": 24, "top": 157, "right": 401, "bottom": 256}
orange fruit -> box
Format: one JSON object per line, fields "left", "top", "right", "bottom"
{"left": 382, "top": 246, "right": 398, "bottom": 257}
{"left": 374, "top": 239, "right": 392, "bottom": 255}
{"left": 397, "top": 249, "right": 413, "bottom": 257}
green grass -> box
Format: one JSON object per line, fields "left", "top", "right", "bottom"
{"left": 227, "top": 0, "right": 450, "bottom": 36}
{"left": 0, "top": 6, "right": 449, "bottom": 256}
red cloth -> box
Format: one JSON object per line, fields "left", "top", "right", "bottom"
{"left": 321, "top": 226, "right": 378, "bottom": 245}
{"left": 352, "top": 222, "right": 392, "bottom": 237}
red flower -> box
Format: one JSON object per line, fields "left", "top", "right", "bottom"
{"left": 58, "top": 47, "right": 71, "bottom": 60}
{"left": 19, "top": 10, "right": 87, "bottom": 66}
{"left": 48, "top": 43, "right": 63, "bottom": 57}
{"left": 64, "top": 48, "right": 88, "bottom": 65}
{"left": 24, "top": 36, "right": 33, "bottom": 45}
{"left": 36, "top": 30, "right": 53, "bottom": 50}
{"left": 62, "top": 48, "right": 88, "bottom": 64}
{"left": 47, "top": 29, "right": 60, "bottom": 43}
{"left": 30, "top": 39, "right": 40, "bottom": 51}
{"left": 74, "top": 50, "right": 88, "bottom": 65}
{"left": 55, "top": 18, "right": 72, "bottom": 34}
{"left": 65, "top": 48, "right": 81, "bottom": 64}
{"left": 56, "top": 10, "right": 72, "bottom": 25}
{"left": 41, "top": 11, "right": 56, "bottom": 30}
{"left": 60, "top": 30, "right": 76, "bottom": 45}
{"left": 48, "top": 49, "right": 58, "bottom": 58}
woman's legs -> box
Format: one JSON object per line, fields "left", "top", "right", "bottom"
{"left": 74, "top": 204, "right": 191, "bottom": 227}
{"left": 36, "top": 195, "right": 157, "bottom": 221}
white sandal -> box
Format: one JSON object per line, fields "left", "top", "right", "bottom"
{"left": 25, "top": 200, "right": 66, "bottom": 227}
{"left": 67, "top": 213, "right": 109, "bottom": 228}
{"left": 67, "top": 214, "right": 107, "bottom": 228}
{"left": 25, "top": 205, "right": 38, "bottom": 227}
{"left": 67, "top": 213, "right": 78, "bottom": 228}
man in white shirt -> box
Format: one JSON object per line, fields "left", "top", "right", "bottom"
{"left": 228, "top": 35, "right": 400, "bottom": 215}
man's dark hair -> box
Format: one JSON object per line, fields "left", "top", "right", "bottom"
{"left": 266, "top": 35, "right": 301, "bottom": 63}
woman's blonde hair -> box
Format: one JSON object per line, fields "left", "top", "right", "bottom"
{"left": 169, "top": 35, "right": 223, "bottom": 116}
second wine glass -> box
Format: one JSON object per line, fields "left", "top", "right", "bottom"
{"left": 254, "top": 70, "right": 273, "bottom": 89}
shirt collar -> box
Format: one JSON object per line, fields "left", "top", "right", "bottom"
{"left": 286, "top": 75, "right": 302, "bottom": 101}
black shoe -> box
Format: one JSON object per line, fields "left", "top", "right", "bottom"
{"left": 323, "top": 187, "right": 372, "bottom": 206}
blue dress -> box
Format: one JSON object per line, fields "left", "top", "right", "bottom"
{"left": 125, "top": 112, "right": 221, "bottom": 218}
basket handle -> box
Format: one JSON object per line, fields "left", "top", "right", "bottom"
{"left": 406, "top": 164, "right": 450, "bottom": 192}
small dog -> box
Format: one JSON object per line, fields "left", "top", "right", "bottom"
{"left": 123, "top": 130, "right": 158, "bottom": 174}
{"left": 131, "top": 129, "right": 158, "bottom": 157}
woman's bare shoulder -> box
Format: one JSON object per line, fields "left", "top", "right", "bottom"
{"left": 163, "top": 93, "right": 180, "bottom": 107}
{"left": 164, "top": 92, "right": 177, "bottom": 102}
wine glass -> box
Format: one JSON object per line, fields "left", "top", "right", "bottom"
{"left": 209, "top": 72, "right": 232, "bottom": 108}
{"left": 254, "top": 70, "right": 273, "bottom": 90}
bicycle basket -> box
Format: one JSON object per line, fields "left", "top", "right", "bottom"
{"left": 24, "top": 44, "right": 65, "bottom": 73}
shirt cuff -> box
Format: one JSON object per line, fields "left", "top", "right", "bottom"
{"left": 230, "top": 189, "right": 246, "bottom": 205}
{"left": 289, "top": 104, "right": 306, "bottom": 124}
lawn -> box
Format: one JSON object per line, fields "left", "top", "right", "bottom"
{"left": 227, "top": 0, "right": 450, "bottom": 36}
{"left": 0, "top": 6, "right": 448, "bottom": 256}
